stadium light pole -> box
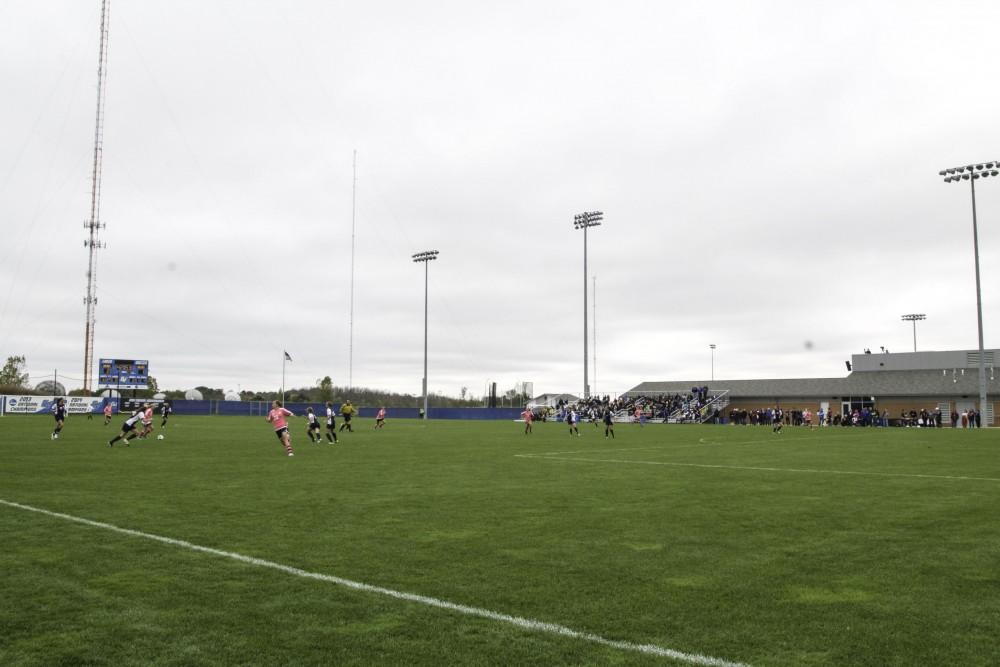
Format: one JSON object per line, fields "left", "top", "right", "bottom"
{"left": 940, "top": 161, "right": 998, "bottom": 424}
{"left": 901, "top": 314, "right": 926, "bottom": 352}
{"left": 574, "top": 211, "right": 603, "bottom": 399}
{"left": 413, "top": 250, "right": 439, "bottom": 420}
{"left": 710, "top": 344, "right": 716, "bottom": 381}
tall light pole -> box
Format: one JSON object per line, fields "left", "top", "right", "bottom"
{"left": 710, "top": 344, "right": 716, "bottom": 381}
{"left": 940, "top": 161, "right": 998, "bottom": 424}
{"left": 574, "top": 211, "right": 603, "bottom": 399}
{"left": 901, "top": 313, "right": 926, "bottom": 352}
{"left": 412, "top": 250, "right": 438, "bottom": 419}
{"left": 592, "top": 275, "right": 597, "bottom": 397}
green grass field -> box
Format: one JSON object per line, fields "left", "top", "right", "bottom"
{"left": 1, "top": 415, "right": 998, "bottom": 666}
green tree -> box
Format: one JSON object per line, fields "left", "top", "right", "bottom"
{"left": 317, "top": 376, "right": 334, "bottom": 402}
{"left": 0, "top": 355, "right": 29, "bottom": 389}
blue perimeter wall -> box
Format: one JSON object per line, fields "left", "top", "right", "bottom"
{"left": 172, "top": 400, "right": 522, "bottom": 421}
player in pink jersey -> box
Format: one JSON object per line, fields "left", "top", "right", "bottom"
{"left": 102, "top": 401, "right": 113, "bottom": 425}
{"left": 520, "top": 407, "right": 533, "bottom": 435}
{"left": 139, "top": 404, "right": 155, "bottom": 439}
{"left": 374, "top": 407, "right": 386, "bottom": 430}
{"left": 266, "top": 400, "right": 295, "bottom": 457}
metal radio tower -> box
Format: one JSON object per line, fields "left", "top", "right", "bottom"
{"left": 82, "top": 0, "right": 111, "bottom": 391}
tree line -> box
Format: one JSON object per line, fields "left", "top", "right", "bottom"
{"left": 0, "top": 359, "right": 485, "bottom": 408}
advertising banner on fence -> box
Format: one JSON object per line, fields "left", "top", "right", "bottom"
{"left": 4, "top": 396, "right": 104, "bottom": 414}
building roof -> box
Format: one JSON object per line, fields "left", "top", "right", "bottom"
{"left": 628, "top": 369, "right": 998, "bottom": 399}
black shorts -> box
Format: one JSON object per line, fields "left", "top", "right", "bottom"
{"left": 326, "top": 420, "right": 335, "bottom": 429}
{"left": 308, "top": 422, "right": 320, "bottom": 431}
{"left": 274, "top": 427, "right": 289, "bottom": 440}
{"left": 343, "top": 414, "right": 352, "bottom": 422}
{"left": 121, "top": 420, "right": 139, "bottom": 432}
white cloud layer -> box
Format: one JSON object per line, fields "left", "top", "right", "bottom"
{"left": 2, "top": 1, "right": 999, "bottom": 397}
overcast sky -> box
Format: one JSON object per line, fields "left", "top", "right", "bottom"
{"left": 2, "top": 0, "right": 1000, "bottom": 399}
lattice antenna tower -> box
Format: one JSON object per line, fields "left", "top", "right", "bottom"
{"left": 82, "top": 0, "right": 111, "bottom": 391}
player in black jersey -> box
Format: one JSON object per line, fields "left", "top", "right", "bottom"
{"left": 324, "top": 401, "right": 339, "bottom": 443}
{"left": 51, "top": 398, "right": 67, "bottom": 440}
{"left": 109, "top": 410, "right": 143, "bottom": 447}
{"left": 603, "top": 409, "right": 615, "bottom": 439}
{"left": 160, "top": 400, "right": 172, "bottom": 428}
{"left": 305, "top": 407, "right": 322, "bottom": 443}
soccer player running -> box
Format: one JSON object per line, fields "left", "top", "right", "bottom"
{"left": 160, "top": 400, "right": 172, "bottom": 428}
{"left": 567, "top": 408, "right": 580, "bottom": 437}
{"left": 51, "top": 398, "right": 67, "bottom": 440}
{"left": 520, "top": 407, "right": 533, "bottom": 435}
{"left": 324, "top": 401, "right": 339, "bottom": 443}
{"left": 305, "top": 407, "right": 322, "bottom": 443}
{"left": 139, "top": 403, "right": 155, "bottom": 439}
{"left": 772, "top": 406, "right": 784, "bottom": 434}
{"left": 102, "top": 400, "right": 113, "bottom": 425}
{"left": 266, "top": 400, "right": 295, "bottom": 457}
{"left": 108, "top": 409, "right": 143, "bottom": 447}
{"left": 603, "top": 408, "right": 615, "bottom": 439}
{"left": 339, "top": 400, "right": 356, "bottom": 432}
{"left": 374, "top": 406, "right": 387, "bottom": 430}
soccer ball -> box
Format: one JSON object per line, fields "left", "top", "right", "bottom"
{"left": 157, "top": 434, "right": 164, "bottom": 440}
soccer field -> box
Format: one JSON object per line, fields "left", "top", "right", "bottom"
{"left": 1, "top": 416, "right": 998, "bottom": 666}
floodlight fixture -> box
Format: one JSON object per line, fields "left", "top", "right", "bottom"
{"left": 940, "top": 161, "right": 995, "bottom": 423}
{"left": 412, "top": 250, "right": 439, "bottom": 262}
{"left": 573, "top": 211, "right": 604, "bottom": 230}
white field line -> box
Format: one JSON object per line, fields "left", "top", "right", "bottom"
{"left": 529, "top": 433, "right": 864, "bottom": 458}
{"left": 514, "top": 455, "right": 1000, "bottom": 483}
{"left": 0, "top": 498, "right": 748, "bottom": 667}
{"left": 524, "top": 436, "right": 835, "bottom": 458}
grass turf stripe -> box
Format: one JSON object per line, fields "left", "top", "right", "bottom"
{"left": 0, "top": 498, "right": 749, "bottom": 667}
{"left": 515, "top": 454, "right": 1000, "bottom": 482}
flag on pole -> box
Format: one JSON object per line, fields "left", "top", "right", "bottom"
{"left": 284, "top": 351, "right": 292, "bottom": 362}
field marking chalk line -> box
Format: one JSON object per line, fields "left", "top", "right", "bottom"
{"left": 516, "top": 456, "right": 1000, "bottom": 483}
{"left": 0, "top": 498, "right": 748, "bottom": 667}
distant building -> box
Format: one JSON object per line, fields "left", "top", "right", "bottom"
{"left": 528, "top": 393, "right": 580, "bottom": 409}
{"left": 627, "top": 349, "right": 998, "bottom": 425}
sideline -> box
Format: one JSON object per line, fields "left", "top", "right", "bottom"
{"left": 0, "top": 498, "right": 748, "bottom": 667}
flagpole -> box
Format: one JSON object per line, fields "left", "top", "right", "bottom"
{"left": 281, "top": 352, "right": 286, "bottom": 404}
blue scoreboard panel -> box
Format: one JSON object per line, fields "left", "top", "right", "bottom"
{"left": 98, "top": 359, "right": 150, "bottom": 389}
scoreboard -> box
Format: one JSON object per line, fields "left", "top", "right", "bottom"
{"left": 98, "top": 359, "right": 150, "bottom": 389}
